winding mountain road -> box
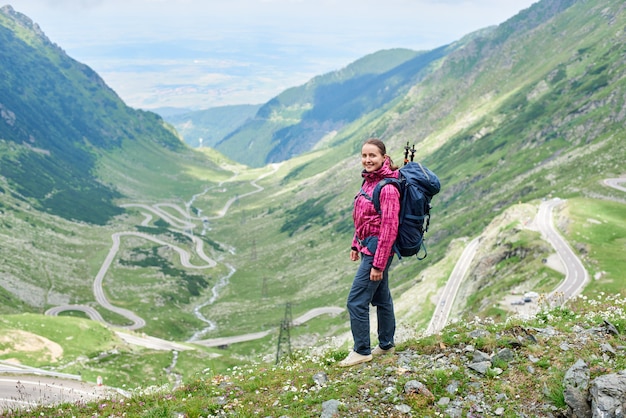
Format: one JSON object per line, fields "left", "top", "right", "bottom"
{"left": 425, "top": 188, "right": 623, "bottom": 334}
{"left": 11, "top": 175, "right": 623, "bottom": 409}
{"left": 44, "top": 169, "right": 273, "bottom": 331}
{"left": 537, "top": 198, "right": 589, "bottom": 299}
{"left": 43, "top": 163, "right": 342, "bottom": 346}
{"left": 427, "top": 174, "right": 625, "bottom": 333}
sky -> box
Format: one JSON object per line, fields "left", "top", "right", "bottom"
{"left": 6, "top": 0, "right": 538, "bottom": 111}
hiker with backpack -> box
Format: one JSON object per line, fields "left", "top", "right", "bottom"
{"left": 339, "top": 138, "right": 441, "bottom": 367}
{"left": 339, "top": 138, "right": 400, "bottom": 367}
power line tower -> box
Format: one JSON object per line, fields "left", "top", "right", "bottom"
{"left": 275, "top": 302, "right": 293, "bottom": 364}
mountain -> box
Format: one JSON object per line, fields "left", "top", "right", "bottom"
{"left": 197, "top": 0, "right": 625, "bottom": 331}
{"left": 160, "top": 104, "right": 261, "bottom": 148}
{"left": 213, "top": 47, "right": 456, "bottom": 167}
{"left": 0, "top": 5, "right": 227, "bottom": 224}
{"left": 0, "top": 5, "right": 230, "bottom": 319}
{"left": 0, "top": 0, "right": 625, "bottom": 395}
{"left": 285, "top": 0, "right": 625, "bottom": 317}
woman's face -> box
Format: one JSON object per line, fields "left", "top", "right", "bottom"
{"left": 361, "top": 143, "right": 386, "bottom": 172}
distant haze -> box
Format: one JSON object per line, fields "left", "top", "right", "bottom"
{"left": 8, "top": 0, "right": 537, "bottom": 110}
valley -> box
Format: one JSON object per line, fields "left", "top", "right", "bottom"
{"left": 2, "top": 0, "right": 626, "bottom": 414}
{"left": 5, "top": 176, "right": 622, "bottom": 409}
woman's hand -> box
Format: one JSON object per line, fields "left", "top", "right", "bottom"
{"left": 350, "top": 249, "right": 360, "bottom": 261}
{"left": 370, "top": 268, "right": 383, "bottom": 281}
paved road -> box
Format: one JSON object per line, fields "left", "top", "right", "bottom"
{"left": 114, "top": 332, "right": 194, "bottom": 351}
{"left": 426, "top": 237, "right": 479, "bottom": 335}
{"left": 537, "top": 198, "right": 589, "bottom": 300}
{"left": 426, "top": 197, "right": 593, "bottom": 334}
{"left": 46, "top": 230, "right": 217, "bottom": 330}
{"left": 193, "top": 307, "right": 345, "bottom": 347}
{"left": 292, "top": 307, "right": 344, "bottom": 326}
{"left": 0, "top": 373, "right": 116, "bottom": 411}
{"left": 603, "top": 177, "right": 626, "bottom": 193}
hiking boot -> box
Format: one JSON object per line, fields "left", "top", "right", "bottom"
{"left": 338, "top": 350, "right": 373, "bottom": 367}
{"left": 371, "top": 346, "right": 395, "bottom": 356}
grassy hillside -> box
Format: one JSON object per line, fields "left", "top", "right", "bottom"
{"left": 186, "top": 0, "right": 626, "bottom": 342}
{"left": 214, "top": 48, "right": 448, "bottom": 167}
{"left": 0, "top": 6, "right": 228, "bottom": 223}
{"left": 1, "top": 0, "right": 626, "bottom": 400}
{"left": 4, "top": 292, "right": 625, "bottom": 417}
{"left": 0, "top": 5, "right": 233, "bottom": 320}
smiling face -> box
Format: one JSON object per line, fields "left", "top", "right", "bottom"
{"left": 361, "top": 143, "right": 386, "bottom": 172}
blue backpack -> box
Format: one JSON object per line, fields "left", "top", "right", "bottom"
{"left": 368, "top": 161, "right": 441, "bottom": 259}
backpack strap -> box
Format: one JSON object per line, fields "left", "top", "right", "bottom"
{"left": 416, "top": 241, "right": 427, "bottom": 260}
{"left": 357, "top": 187, "right": 373, "bottom": 202}
{"left": 371, "top": 178, "right": 401, "bottom": 215}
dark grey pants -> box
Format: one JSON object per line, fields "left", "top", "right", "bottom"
{"left": 346, "top": 254, "right": 395, "bottom": 355}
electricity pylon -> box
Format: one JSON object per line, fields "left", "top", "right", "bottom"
{"left": 275, "top": 302, "right": 293, "bottom": 364}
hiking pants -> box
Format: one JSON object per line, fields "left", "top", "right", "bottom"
{"left": 347, "top": 254, "right": 395, "bottom": 355}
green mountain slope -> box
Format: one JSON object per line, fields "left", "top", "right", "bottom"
{"left": 0, "top": 5, "right": 232, "bottom": 319}
{"left": 196, "top": 0, "right": 626, "bottom": 336}
{"left": 161, "top": 104, "right": 261, "bottom": 148}
{"left": 214, "top": 48, "right": 453, "bottom": 167}
{"left": 0, "top": 6, "right": 226, "bottom": 224}
{"left": 0, "top": 0, "right": 625, "bottom": 392}
{"left": 323, "top": 0, "right": 626, "bottom": 315}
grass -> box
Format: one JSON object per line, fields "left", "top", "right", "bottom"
{"left": 557, "top": 197, "right": 626, "bottom": 296}
{"left": 3, "top": 292, "right": 624, "bottom": 417}
{"left": 0, "top": 314, "right": 117, "bottom": 366}
{"left": 2, "top": 0, "right": 626, "bottom": 401}
{"left": 1, "top": 161, "right": 623, "bottom": 392}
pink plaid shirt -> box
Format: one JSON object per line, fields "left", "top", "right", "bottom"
{"left": 352, "top": 158, "right": 400, "bottom": 270}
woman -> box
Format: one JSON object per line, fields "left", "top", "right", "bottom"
{"left": 339, "top": 138, "right": 400, "bottom": 367}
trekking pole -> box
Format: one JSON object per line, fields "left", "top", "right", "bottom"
{"left": 404, "top": 142, "right": 410, "bottom": 166}
{"left": 410, "top": 144, "right": 416, "bottom": 162}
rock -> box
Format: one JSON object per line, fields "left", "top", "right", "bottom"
{"left": 404, "top": 380, "right": 434, "bottom": 400}
{"left": 446, "top": 406, "right": 463, "bottom": 418}
{"left": 320, "top": 399, "right": 341, "bottom": 418}
{"left": 590, "top": 370, "right": 626, "bottom": 418}
{"left": 469, "top": 329, "right": 491, "bottom": 339}
{"left": 395, "top": 404, "right": 412, "bottom": 414}
{"left": 312, "top": 372, "right": 328, "bottom": 386}
{"left": 496, "top": 393, "right": 508, "bottom": 401}
{"left": 383, "top": 386, "right": 397, "bottom": 395}
{"left": 492, "top": 348, "right": 514, "bottom": 364}
{"left": 563, "top": 359, "right": 591, "bottom": 418}
{"left": 564, "top": 359, "right": 590, "bottom": 390}
{"left": 446, "top": 380, "right": 460, "bottom": 394}
{"left": 473, "top": 350, "right": 492, "bottom": 363}
{"left": 469, "top": 361, "right": 492, "bottom": 375}
{"left": 600, "top": 343, "right": 616, "bottom": 357}
{"left": 492, "top": 367, "right": 504, "bottom": 375}
{"left": 603, "top": 319, "right": 619, "bottom": 335}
